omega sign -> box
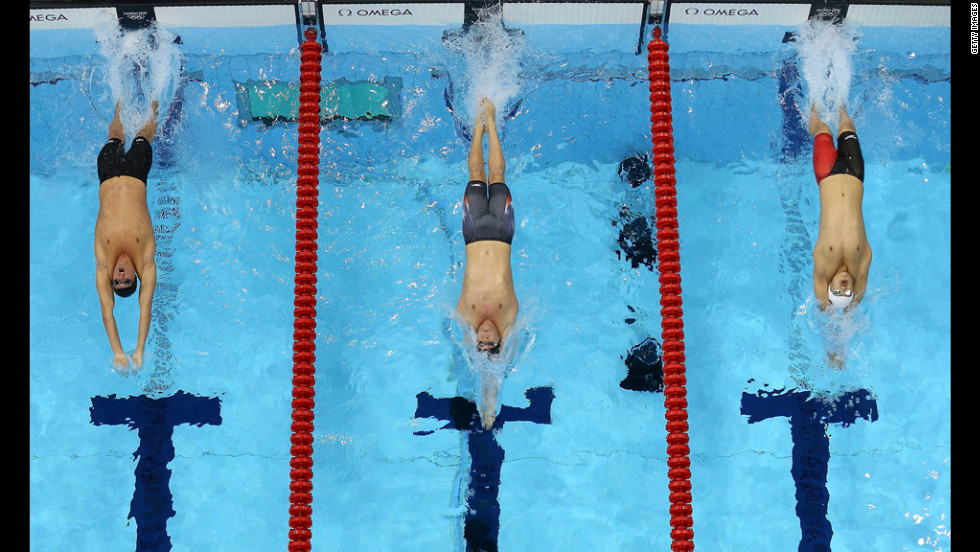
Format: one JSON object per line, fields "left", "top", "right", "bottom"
{"left": 336, "top": 7, "right": 414, "bottom": 17}
{"left": 682, "top": 7, "right": 760, "bottom": 17}
{"left": 30, "top": 13, "right": 69, "bottom": 22}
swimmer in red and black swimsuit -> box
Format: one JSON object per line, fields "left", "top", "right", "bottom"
{"left": 808, "top": 103, "right": 872, "bottom": 314}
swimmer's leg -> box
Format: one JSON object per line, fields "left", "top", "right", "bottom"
{"left": 483, "top": 98, "right": 506, "bottom": 185}
{"left": 135, "top": 100, "right": 159, "bottom": 144}
{"left": 837, "top": 105, "right": 856, "bottom": 137}
{"left": 808, "top": 103, "right": 831, "bottom": 137}
{"left": 109, "top": 103, "right": 125, "bottom": 142}
{"left": 810, "top": 104, "right": 837, "bottom": 184}
{"left": 468, "top": 109, "right": 487, "bottom": 183}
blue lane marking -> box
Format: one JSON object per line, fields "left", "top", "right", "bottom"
{"left": 415, "top": 386, "right": 554, "bottom": 552}
{"left": 741, "top": 387, "right": 878, "bottom": 552}
{"left": 90, "top": 391, "right": 222, "bottom": 552}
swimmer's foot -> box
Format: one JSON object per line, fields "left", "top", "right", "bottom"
{"left": 480, "top": 97, "right": 498, "bottom": 133}
{"left": 473, "top": 110, "right": 487, "bottom": 138}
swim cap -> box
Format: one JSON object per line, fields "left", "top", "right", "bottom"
{"left": 827, "top": 284, "right": 853, "bottom": 309}
{"left": 479, "top": 342, "right": 501, "bottom": 357}
{"left": 113, "top": 278, "right": 138, "bottom": 298}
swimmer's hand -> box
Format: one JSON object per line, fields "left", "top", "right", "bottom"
{"left": 112, "top": 351, "right": 129, "bottom": 369}
{"left": 111, "top": 352, "right": 133, "bottom": 376}
{"left": 110, "top": 350, "right": 143, "bottom": 376}
{"left": 480, "top": 401, "right": 497, "bottom": 430}
{"left": 478, "top": 372, "right": 501, "bottom": 430}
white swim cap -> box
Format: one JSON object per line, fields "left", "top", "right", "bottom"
{"left": 827, "top": 284, "right": 854, "bottom": 309}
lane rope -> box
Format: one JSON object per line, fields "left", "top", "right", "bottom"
{"left": 288, "top": 26, "right": 321, "bottom": 552}
{"left": 647, "top": 25, "right": 694, "bottom": 552}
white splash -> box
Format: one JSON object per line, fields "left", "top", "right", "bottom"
{"left": 796, "top": 293, "right": 873, "bottom": 396}
{"left": 794, "top": 19, "right": 860, "bottom": 120}
{"left": 443, "top": 9, "right": 527, "bottom": 126}
{"left": 94, "top": 17, "right": 183, "bottom": 140}
{"left": 446, "top": 308, "right": 531, "bottom": 429}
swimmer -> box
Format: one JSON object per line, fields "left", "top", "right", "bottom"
{"left": 808, "top": 103, "right": 871, "bottom": 313}
{"left": 94, "top": 101, "right": 159, "bottom": 372}
{"left": 457, "top": 98, "right": 518, "bottom": 429}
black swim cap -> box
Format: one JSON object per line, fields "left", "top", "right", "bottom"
{"left": 113, "top": 279, "right": 138, "bottom": 298}
{"left": 479, "top": 343, "right": 501, "bottom": 357}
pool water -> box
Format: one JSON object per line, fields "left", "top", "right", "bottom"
{"left": 30, "top": 10, "right": 950, "bottom": 552}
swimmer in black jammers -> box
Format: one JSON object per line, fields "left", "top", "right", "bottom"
{"left": 94, "top": 101, "right": 158, "bottom": 373}
{"left": 457, "top": 98, "right": 518, "bottom": 429}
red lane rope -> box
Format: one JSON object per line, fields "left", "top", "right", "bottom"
{"left": 648, "top": 26, "right": 694, "bottom": 552}
{"left": 289, "top": 27, "right": 321, "bottom": 552}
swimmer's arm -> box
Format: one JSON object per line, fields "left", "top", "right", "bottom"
{"left": 813, "top": 265, "right": 831, "bottom": 311}
{"left": 133, "top": 260, "right": 157, "bottom": 368}
{"left": 851, "top": 247, "right": 872, "bottom": 306}
{"left": 456, "top": 291, "right": 485, "bottom": 330}
{"left": 496, "top": 296, "right": 519, "bottom": 341}
{"left": 498, "top": 317, "right": 517, "bottom": 343}
{"left": 851, "top": 276, "right": 868, "bottom": 306}
{"left": 480, "top": 378, "right": 501, "bottom": 430}
{"left": 96, "top": 267, "right": 128, "bottom": 366}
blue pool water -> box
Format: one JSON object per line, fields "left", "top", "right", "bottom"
{"left": 30, "top": 10, "right": 950, "bottom": 552}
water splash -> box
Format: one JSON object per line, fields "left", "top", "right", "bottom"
{"left": 793, "top": 19, "right": 859, "bottom": 119}
{"left": 443, "top": 9, "right": 527, "bottom": 126}
{"left": 94, "top": 18, "right": 183, "bottom": 140}
{"left": 796, "top": 294, "right": 874, "bottom": 395}
{"left": 445, "top": 308, "right": 532, "bottom": 427}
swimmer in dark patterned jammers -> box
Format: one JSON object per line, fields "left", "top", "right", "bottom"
{"left": 809, "top": 103, "right": 872, "bottom": 313}
{"left": 457, "top": 98, "right": 518, "bottom": 429}
{"left": 94, "top": 101, "right": 158, "bottom": 373}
